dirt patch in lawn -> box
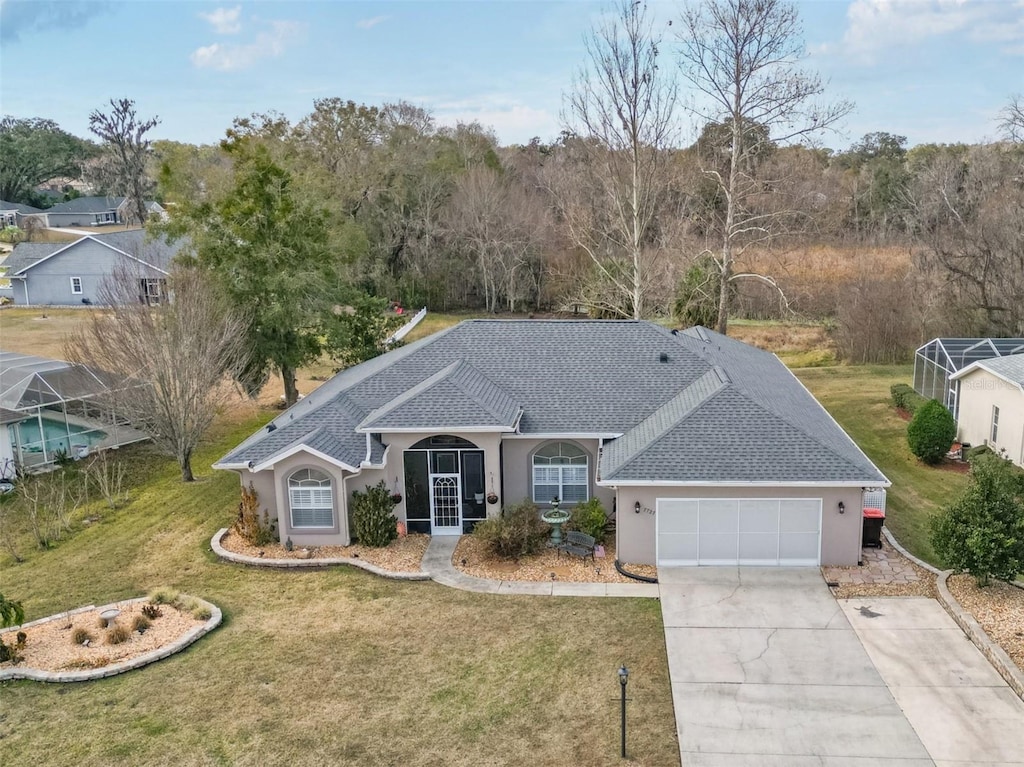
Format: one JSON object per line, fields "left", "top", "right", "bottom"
{"left": 947, "top": 575, "right": 1024, "bottom": 674}
{"left": 1, "top": 599, "right": 205, "bottom": 674}
{"left": 219, "top": 528, "right": 429, "bottom": 572}
{"left": 453, "top": 534, "right": 657, "bottom": 583}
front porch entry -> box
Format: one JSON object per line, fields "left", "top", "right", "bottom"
{"left": 403, "top": 435, "right": 487, "bottom": 535}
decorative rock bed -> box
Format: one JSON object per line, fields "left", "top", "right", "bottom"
{"left": 0, "top": 595, "right": 221, "bottom": 683}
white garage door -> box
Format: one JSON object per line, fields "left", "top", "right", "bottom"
{"left": 657, "top": 498, "right": 821, "bottom": 566}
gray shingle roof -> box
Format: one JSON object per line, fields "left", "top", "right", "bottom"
{"left": 954, "top": 353, "right": 1024, "bottom": 388}
{"left": 2, "top": 243, "right": 63, "bottom": 275}
{"left": 45, "top": 196, "right": 125, "bottom": 214}
{"left": 218, "top": 320, "right": 888, "bottom": 485}
{"left": 2, "top": 230, "right": 185, "bottom": 275}
{"left": 0, "top": 200, "right": 45, "bottom": 214}
{"left": 358, "top": 360, "right": 521, "bottom": 431}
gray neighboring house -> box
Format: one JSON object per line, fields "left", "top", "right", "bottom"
{"left": 0, "top": 200, "right": 46, "bottom": 228}
{"left": 216, "top": 320, "right": 889, "bottom": 567}
{"left": 3, "top": 230, "right": 184, "bottom": 306}
{"left": 42, "top": 196, "right": 166, "bottom": 228}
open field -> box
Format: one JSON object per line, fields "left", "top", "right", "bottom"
{"left": 0, "top": 417, "right": 679, "bottom": 767}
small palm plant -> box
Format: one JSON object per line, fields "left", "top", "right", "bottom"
{"left": 0, "top": 592, "right": 25, "bottom": 628}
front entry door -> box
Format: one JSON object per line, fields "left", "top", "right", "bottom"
{"left": 430, "top": 474, "right": 462, "bottom": 535}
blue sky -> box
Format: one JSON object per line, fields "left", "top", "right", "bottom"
{"left": 1, "top": 0, "right": 1022, "bottom": 150}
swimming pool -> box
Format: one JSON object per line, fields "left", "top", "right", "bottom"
{"left": 15, "top": 416, "right": 108, "bottom": 459}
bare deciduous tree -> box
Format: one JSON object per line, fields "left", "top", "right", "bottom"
{"left": 69, "top": 267, "right": 250, "bottom": 482}
{"left": 677, "top": 0, "right": 853, "bottom": 333}
{"left": 558, "top": 0, "right": 678, "bottom": 319}
{"left": 999, "top": 94, "right": 1024, "bottom": 143}
{"left": 447, "top": 167, "right": 550, "bottom": 313}
{"left": 88, "top": 98, "right": 159, "bottom": 226}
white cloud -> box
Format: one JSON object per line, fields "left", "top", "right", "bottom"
{"left": 356, "top": 15, "right": 390, "bottom": 30}
{"left": 841, "top": 0, "right": 1024, "bottom": 58}
{"left": 190, "top": 20, "right": 304, "bottom": 72}
{"left": 434, "top": 97, "right": 561, "bottom": 145}
{"left": 199, "top": 5, "right": 242, "bottom": 35}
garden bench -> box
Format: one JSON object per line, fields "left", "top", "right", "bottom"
{"left": 558, "top": 531, "right": 596, "bottom": 563}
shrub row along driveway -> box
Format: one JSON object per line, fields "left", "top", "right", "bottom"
{"left": 659, "top": 561, "right": 1019, "bottom": 765}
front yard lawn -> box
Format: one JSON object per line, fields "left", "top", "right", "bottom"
{"left": 0, "top": 415, "right": 678, "bottom": 767}
{"left": 798, "top": 364, "right": 969, "bottom": 566}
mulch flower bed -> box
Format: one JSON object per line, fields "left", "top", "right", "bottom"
{"left": 947, "top": 575, "right": 1024, "bottom": 673}
{"left": 452, "top": 534, "right": 657, "bottom": 583}
{"left": 219, "top": 529, "right": 430, "bottom": 572}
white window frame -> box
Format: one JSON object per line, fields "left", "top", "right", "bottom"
{"left": 288, "top": 468, "right": 334, "bottom": 529}
{"left": 532, "top": 442, "right": 589, "bottom": 505}
{"left": 70, "top": 277, "right": 83, "bottom": 295}
{"left": 991, "top": 405, "right": 1000, "bottom": 444}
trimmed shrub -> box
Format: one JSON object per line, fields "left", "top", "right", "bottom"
{"left": 71, "top": 627, "right": 93, "bottom": 645}
{"left": 567, "top": 498, "right": 608, "bottom": 544}
{"left": 965, "top": 444, "right": 993, "bottom": 461}
{"left": 473, "top": 499, "right": 549, "bottom": 558}
{"left": 907, "top": 399, "right": 957, "bottom": 465}
{"left": 931, "top": 453, "right": 1024, "bottom": 586}
{"left": 351, "top": 480, "right": 398, "bottom": 548}
{"left": 890, "top": 383, "right": 928, "bottom": 415}
{"left": 132, "top": 614, "right": 151, "bottom": 633}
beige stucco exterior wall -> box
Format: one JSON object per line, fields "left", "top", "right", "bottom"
{"left": 501, "top": 437, "right": 614, "bottom": 512}
{"left": 236, "top": 449, "right": 353, "bottom": 547}
{"left": 371, "top": 431, "right": 505, "bottom": 525}
{"left": 613, "top": 485, "right": 868, "bottom": 567}
{"left": 956, "top": 369, "right": 1024, "bottom": 468}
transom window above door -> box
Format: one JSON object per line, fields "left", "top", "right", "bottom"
{"left": 532, "top": 442, "right": 588, "bottom": 504}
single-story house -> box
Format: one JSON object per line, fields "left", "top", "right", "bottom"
{"left": 0, "top": 350, "right": 148, "bottom": 475}
{"left": 950, "top": 353, "right": 1024, "bottom": 468}
{"left": 3, "top": 230, "right": 184, "bottom": 306}
{"left": 42, "top": 196, "right": 166, "bottom": 228}
{"left": 216, "top": 321, "right": 889, "bottom": 567}
{"left": 0, "top": 200, "right": 46, "bottom": 228}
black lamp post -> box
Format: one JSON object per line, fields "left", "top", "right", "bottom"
{"left": 618, "top": 664, "right": 629, "bottom": 758}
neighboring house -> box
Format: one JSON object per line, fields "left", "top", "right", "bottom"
{"left": 216, "top": 321, "right": 889, "bottom": 567}
{"left": 914, "top": 337, "right": 1024, "bottom": 420}
{"left": 0, "top": 350, "right": 148, "bottom": 475}
{"left": 42, "top": 196, "right": 166, "bottom": 228}
{"left": 950, "top": 353, "right": 1024, "bottom": 468}
{"left": 0, "top": 200, "right": 46, "bottom": 228}
{"left": 4, "top": 230, "right": 184, "bottom": 306}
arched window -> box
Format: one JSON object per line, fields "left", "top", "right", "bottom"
{"left": 532, "top": 442, "right": 588, "bottom": 504}
{"left": 288, "top": 468, "right": 334, "bottom": 528}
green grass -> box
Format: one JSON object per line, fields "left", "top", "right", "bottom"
{"left": 0, "top": 413, "right": 678, "bottom": 767}
{"left": 798, "top": 365, "right": 969, "bottom": 565}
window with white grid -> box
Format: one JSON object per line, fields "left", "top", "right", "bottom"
{"left": 288, "top": 468, "right": 334, "bottom": 528}
{"left": 532, "top": 442, "right": 588, "bottom": 504}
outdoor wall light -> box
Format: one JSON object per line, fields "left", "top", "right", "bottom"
{"left": 634, "top": 501, "right": 641, "bottom": 514}
{"left": 838, "top": 501, "right": 846, "bottom": 514}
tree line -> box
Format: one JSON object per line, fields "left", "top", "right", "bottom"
{"left": 2, "top": 0, "right": 1022, "bottom": 353}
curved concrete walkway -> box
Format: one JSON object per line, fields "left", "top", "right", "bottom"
{"left": 423, "top": 536, "right": 659, "bottom": 597}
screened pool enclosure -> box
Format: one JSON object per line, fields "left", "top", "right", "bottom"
{"left": 0, "top": 351, "right": 148, "bottom": 475}
{"left": 914, "top": 337, "right": 1024, "bottom": 420}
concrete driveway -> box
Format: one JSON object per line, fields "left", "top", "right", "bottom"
{"left": 660, "top": 568, "right": 1024, "bottom": 766}
{"left": 659, "top": 567, "right": 933, "bottom": 766}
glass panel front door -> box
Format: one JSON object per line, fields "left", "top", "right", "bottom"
{"left": 430, "top": 474, "right": 462, "bottom": 535}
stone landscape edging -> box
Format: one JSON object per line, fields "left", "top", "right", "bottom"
{"left": 935, "top": 570, "right": 1024, "bottom": 701}
{"left": 881, "top": 526, "right": 943, "bottom": 575}
{"left": 0, "top": 595, "right": 221, "bottom": 684}
{"left": 211, "top": 528, "right": 431, "bottom": 581}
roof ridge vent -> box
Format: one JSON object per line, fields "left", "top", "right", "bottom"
{"left": 712, "top": 365, "right": 731, "bottom": 385}
{"left": 695, "top": 326, "right": 711, "bottom": 343}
